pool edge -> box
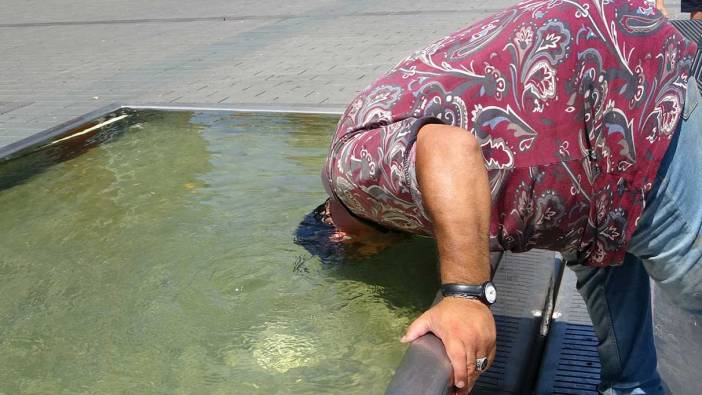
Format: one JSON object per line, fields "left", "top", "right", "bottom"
{"left": 0, "top": 103, "right": 345, "bottom": 162}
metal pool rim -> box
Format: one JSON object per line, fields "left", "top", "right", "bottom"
{"left": 0, "top": 102, "right": 345, "bottom": 162}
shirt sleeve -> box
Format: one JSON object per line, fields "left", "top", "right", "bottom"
{"left": 324, "top": 116, "right": 444, "bottom": 235}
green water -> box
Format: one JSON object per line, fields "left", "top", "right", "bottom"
{"left": 0, "top": 111, "right": 439, "bottom": 394}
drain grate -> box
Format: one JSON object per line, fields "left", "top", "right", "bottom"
{"left": 535, "top": 268, "right": 600, "bottom": 394}
{"left": 548, "top": 323, "right": 600, "bottom": 394}
{"left": 473, "top": 250, "right": 559, "bottom": 394}
{"left": 473, "top": 315, "right": 533, "bottom": 392}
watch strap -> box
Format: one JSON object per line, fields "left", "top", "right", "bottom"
{"left": 441, "top": 283, "right": 484, "bottom": 297}
{"left": 441, "top": 282, "right": 496, "bottom": 306}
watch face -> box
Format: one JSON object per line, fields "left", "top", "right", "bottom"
{"left": 484, "top": 282, "right": 497, "bottom": 304}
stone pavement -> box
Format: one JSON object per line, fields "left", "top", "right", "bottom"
{"left": 0, "top": 0, "right": 687, "bottom": 148}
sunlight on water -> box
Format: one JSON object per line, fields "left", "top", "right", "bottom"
{"left": 0, "top": 110, "right": 439, "bottom": 394}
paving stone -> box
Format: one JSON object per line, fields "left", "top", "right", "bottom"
{"left": 0, "top": 0, "right": 688, "bottom": 147}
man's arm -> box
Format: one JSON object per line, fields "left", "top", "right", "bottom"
{"left": 401, "top": 123, "right": 496, "bottom": 394}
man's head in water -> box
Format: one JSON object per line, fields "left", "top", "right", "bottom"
{"left": 294, "top": 197, "right": 405, "bottom": 263}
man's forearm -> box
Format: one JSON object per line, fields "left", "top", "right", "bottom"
{"left": 415, "top": 123, "right": 491, "bottom": 285}
{"left": 403, "top": 123, "right": 496, "bottom": 394}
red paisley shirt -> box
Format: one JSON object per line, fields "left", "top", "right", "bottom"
{"left": 324, "top": 0, "right": 697, "bottom": 266}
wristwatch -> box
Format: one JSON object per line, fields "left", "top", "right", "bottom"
{"left": 441, "top": 281, "right": 497, "bottom": 306}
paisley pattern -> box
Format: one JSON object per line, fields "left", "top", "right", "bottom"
{"left": 323, "top": 0, "right": 697, "bottom": 267}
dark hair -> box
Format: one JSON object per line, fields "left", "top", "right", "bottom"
{"left": 293, "top": 200, "right": 346, "bottom": 264}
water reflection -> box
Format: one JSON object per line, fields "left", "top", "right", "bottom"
{"left": 251, "top": 322, "right": 318, "bottom": 373}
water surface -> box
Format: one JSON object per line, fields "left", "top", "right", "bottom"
{"left": 0, "top": 110, "right": 439, "bottom": 394}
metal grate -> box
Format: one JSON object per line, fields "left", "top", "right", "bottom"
{"left": 535, "top": 268, "right": 601, "bottom": 394}
{"left": 549, "top": 323, "right": 600, "bottom": 394}
{"left": 472, "top": 250, "right": 559, "bottom": 394}
{"left": 473, "top": 315, "right": 528, "bottom": 392}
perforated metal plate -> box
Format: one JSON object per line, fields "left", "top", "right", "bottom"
{"left": 473, "top": 251, "right": 559, "bottom": 394}
{"left": 535, "top": 268, "right": 600, "bottom": 394}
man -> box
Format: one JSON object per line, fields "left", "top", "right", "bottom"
{"left": 308, "top": 0, "right": 700, "bottom": 393}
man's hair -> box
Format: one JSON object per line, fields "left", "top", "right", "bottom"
{"left": 293, "top": 200, "right": 346, "bottom": 264}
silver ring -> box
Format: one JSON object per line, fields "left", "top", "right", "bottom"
{"left": 475, "top": 357, "right": 488, "bottom": 372}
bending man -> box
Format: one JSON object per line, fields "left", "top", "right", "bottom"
{"left": 314, "top": 0, "right": 700, "bottom": 393}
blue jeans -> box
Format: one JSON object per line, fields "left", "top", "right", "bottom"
{"left": 569, "top": 79, "right": 702, "bottom": 394}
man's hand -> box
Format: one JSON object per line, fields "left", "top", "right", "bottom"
{"left": 401, "top": 297, "right": 497, "bottom": 394}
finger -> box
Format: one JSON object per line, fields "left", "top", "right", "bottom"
{"left": 475, "top": 326, "right": 497, "bottom": 372}
{"left": 469, "top": 346, "right": 494, "bottom": 391}
{"left": 444, "top": 339, "right": 469, "bottom": 391}
{"left": 458, "top": 353, "right": 481, "bottom": 394}
{"left": 465, "top": 347, "right": 495, "bottom": 394}
{"left": 473, "top": 343, "right": 495, "bottom": 373}
{"left": 464, "top": 346, "right": 480, "bottom": 392}
{"left": 401, "top": 313, "right": 431, "bottom": 343}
